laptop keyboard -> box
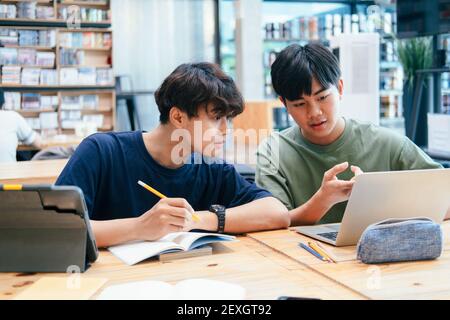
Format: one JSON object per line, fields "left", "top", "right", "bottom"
{"left": 317, "top": 232, "right": 338, "bottom": 241}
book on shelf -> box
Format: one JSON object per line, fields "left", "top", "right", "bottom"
{"left": 96, "top": 67, "right": 113, "bottom": 85}
{"left": 19, "top": 30, "right": 38, "bottom": 47}
{"left": 36, "top": 6, "right": 55, "bottom": 20}
{"left": 83, "top": 32, "right": 94, "bottom": 48}
{"left": 108, "top": 232, "right": 236, "bottom": 266}
{"left": 78, "top": 67, "right": 97, "bottom": 85}
{"left": 21, "top": 68, "right": 41, "bottom": 85}
{"left": 61, "top": 94, "right": 100, "bottom": 110}
{"left": 0, "top": 4, "right": 17, "bottom": 19}
{"left": 60, "top": 32, "right": 111, "bottom": 49}
{"left": 40, "top": 95, "right": 58, "bottom": 110}
{"left": 103, "top": 33, "right": 112, "bottom": 48}
{"left": 0, "top": 47, "right": 18, "bottom": 65}
{"left": 38, "top": 30, "right": 56, "bottom": 48}
{"left": 58, "top": 7, "right": 109, "bottom": 23}
{"left": 40, "top": 69, "right": 58, "bottom": 85}
{"left": 59, "top": 48, "right": 84, "bottom": 65}
{"left": 1, "top": 66, "right": 21, "bottom": 84}
{"left": 61, "top": 110, "right": 82, "bottom": 126}
{"left": 36, "top": 52, "right": 55, "bottom": 67}
{"left": 61, "top": 95, "right": 81, "bottom": 110}
{"left": 39, "top": 112, "right": 58, "bottom": 130}
{"left": 60, "top": 67, "right": 113, "bottom": 86}
{"left": 59, "top": 33, "right": 80, "bottom": 48}
{"left": 17, "top": 2, "right": 36, "bottom": 20}
{"left": 83, "top": 114, "right": 104, "bottom": 128}
{"left": 0, "top": 29, "right": 19, "bottom": 46}
{"left": 59, "top": 67, "right": 79, "bottom": 85}
{"left": 18, "top": 48, "right": 36, "bottom": 66}
{"left": 61, "top": 110, "right": 82, "bottom": 120}
{"left": 81, "top": 94, "right": 99, "bottom": 109}
{"left": 4, "top": 92, "right": 21, "bottom": 111}
{"left": 22, "top": 93, "right": 41, "bottom": 110}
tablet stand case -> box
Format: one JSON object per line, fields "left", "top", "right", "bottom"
{"left": 0, "top": 185, "right": 98, "bottom": 273}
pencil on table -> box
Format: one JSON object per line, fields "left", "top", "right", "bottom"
{"left": 299, "top": 242, "right": 327, "bottom": 262}
{"left": 137, "top": 180, "right": 200, "bottom": 222}
{"left": 309, "top": 241, "right": 336, "bottom": 263}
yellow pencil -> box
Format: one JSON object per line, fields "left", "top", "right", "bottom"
{"left": 308, "top": 241, "right": 336, "bottom": 263}
{"left": 138, "top": 180, "right": 200, "bottom": 222}
{"left": 314, "top": 241, "right": 338, "bottom": 263}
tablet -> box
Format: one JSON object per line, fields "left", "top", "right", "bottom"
{"left": 0, "top": 184, "right": 98, "bottom": 272}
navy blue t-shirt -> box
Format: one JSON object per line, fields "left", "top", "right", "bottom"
{"left": 56, "top": 131, "right": 272, "bottom": 220}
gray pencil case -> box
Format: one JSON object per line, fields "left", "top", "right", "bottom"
{"left": 356, "top": 217, "right": 443, "bottom": 264}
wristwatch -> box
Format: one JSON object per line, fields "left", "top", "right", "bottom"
{"left": 209, "top": 204, "right": 226, "bottom": 234}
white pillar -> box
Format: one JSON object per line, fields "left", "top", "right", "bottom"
{"left": 234, "top": 0, "right": 264, "bottom": 100}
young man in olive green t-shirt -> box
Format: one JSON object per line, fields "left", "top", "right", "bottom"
{"left": 256, "top": 43, "right": 442, "bottom": 226}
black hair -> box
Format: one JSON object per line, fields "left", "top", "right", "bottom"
{"left": 0, "top": 88, "right": 4, "bottom": 110}
{"left": 155, "top": 62, "right": 244, "bottom": 124}
{"left": 271, "top": 42, "right": 341, "bottom": 101}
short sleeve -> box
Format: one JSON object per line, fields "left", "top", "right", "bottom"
{"left": 55, "top": 137, "right": 102, "bottom": 217}
{"left": 255, "top": 136, "right": 295, "bottom": 210}
{"left": 15, "top": 113, "right": 36, "bottom": 145}
{"left": 394, "top": 136, "right": 443, "bottom": 170}
{"left": 218, "top": 164, "right": 272, "bottom": 208}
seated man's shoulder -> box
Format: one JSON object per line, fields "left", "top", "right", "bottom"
{"left": 350, "top": 119, "right": 405, "bottom": 144}
{"left": 258, "top": 126, "right": 298, "bottom": 152}
{"left": 81, "top": 131, "right": 137, "bottom": 150}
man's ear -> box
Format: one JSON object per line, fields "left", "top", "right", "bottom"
{"left": 338, "top": 79, "right": 344, "bottom": 98}
{"left": 169, "top": 106, "right": 187, "bottom": 129}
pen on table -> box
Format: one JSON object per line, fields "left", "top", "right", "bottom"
{"left": 137, "top": 180, "right": 200, "bottom": 222}
{"left": 298, "top": 242, "right": 327, "bottom": 262}
{"left": 308, "top": 241, "right": 335, "bottom": 263}
{"left": 313, "top": 241, "right": 338, "bottom": 263}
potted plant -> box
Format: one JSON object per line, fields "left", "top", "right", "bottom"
{"left": 396, "top": 37, "right": 432, "bottom": 145}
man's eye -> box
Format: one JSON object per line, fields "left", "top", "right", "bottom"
{"left": 319, "top": 95, "right": 329, "bottom": 101}
{"left": 294, "top": 103, "right": 305, "bottom": 107}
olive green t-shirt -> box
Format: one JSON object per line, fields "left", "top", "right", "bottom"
{"left": 255, "top": 118, "right": 442, "bottom": 224}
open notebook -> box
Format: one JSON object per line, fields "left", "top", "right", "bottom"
{"left": 108, "top": 232, "right": 236, "bottom": 265}
{"left": 97, "top": 278, "right": 246, "bottom": 300}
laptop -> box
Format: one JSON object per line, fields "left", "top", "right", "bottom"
{"left": 295, "top": 168, "right": 450, "bottom": 246}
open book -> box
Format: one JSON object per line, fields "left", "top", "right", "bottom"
{"left": 108, "top": 232, "right": 236, "bottom": 265}
{"left": 97, "top": 278, "right": 246, "bottom": 300}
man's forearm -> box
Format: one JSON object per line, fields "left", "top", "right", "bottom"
{"left": 289, "top": 191, "right": 332, "bottom": 226}
{"left": 195, "top": 197, "right": 289, "bottom": 234}
{"left": 91, "top": 218, "right": 139, "bottom": 248}
{"left": 91, "top": 197, "right": 290, "bottom": 247}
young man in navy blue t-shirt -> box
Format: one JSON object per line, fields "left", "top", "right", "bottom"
{"left": 56, "top": 63, "right": 289, "bottom": 247}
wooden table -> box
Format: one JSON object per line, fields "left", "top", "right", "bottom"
{"left": 0, "top": 159, "right": 68, "bottom": 184}
{"left": 0, "top": 236, "right": 363, "bottom": 300}
{"left": 247, "top": 222, "right": 450, "bottom": 300}
{"left": 18, "top": 135, "right": 83, "bottom": 151}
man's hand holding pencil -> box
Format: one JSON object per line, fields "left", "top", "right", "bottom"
{"left": 134, "top": 197, "right": 197, "bottom": 241}
{"left": 135, "top": 180, "right": 202, "bottom": 241}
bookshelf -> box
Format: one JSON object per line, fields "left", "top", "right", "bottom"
{"left": 0, "top": 0, "right": 115, "bottom": 136}
{"left": 0, "top": 0, "right": 111, "bottom": 24}
{"left": 223, "top": 1, "right": 404, "bottom": 136}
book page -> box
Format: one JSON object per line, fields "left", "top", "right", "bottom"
{"left": 96, "top": 279, "right": 246, "bottom": 300}
{"left": 174, "top": 279, "right": 246, "bottom": 300}
{"left": 108, "top": 240, "right": 183, "bottom": 266}
{"left": 109, "top": 233, "right": 236, "bottom": 266}
{"left": 161, "top": 232, "right": 236, "bottom": 251}
{"left": 97, "top": 280, "right": 174, "bottom": 300}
